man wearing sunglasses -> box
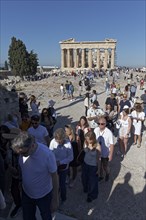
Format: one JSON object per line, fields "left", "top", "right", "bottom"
{"left": 27, "top": 115, "right": 50, "bottom": 146}
{"left": 87, "top": 100, "right": 105, "bottom": 129}
{"left": 94, "top": 116, "right": 114, "bottom": 181}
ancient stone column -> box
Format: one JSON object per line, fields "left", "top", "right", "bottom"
{"left": 88, "top": 49, "right": 92, "bottom": 68}
{"left": 104, "top": 49, "right": 108, "bottom": 70}
{"left": 81, "top": 48, "right": 85, "bottom": 68}
{"left": 61, "top": 49, "right": 65, "bottom": 69}
{"left": 67, "top": 49, "right": 70, "bottom": 68}
{"left": 76, "top": 49, "right": 79, "bottom": 68}
{"left": 70, "top": 49, "right": 73, "bottom": 68}
{"left": 74, "top": 49, "right": 77, "bottom": 68}
{"left": 111, "top": 48, "right": 115, "bottom": 69}
{"left": 96, "top": 49, "right": 100, "bottom": 70}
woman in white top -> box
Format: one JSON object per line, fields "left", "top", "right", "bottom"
{"left": 119, "top": 106, "right": 132, "bottom": 158}
{"left": 131, "top": 104, "right": 145, "bottom": 148}
{"left": 60, "top": 84, "right": 65, "bottom": 100}
{"left": 84, "top": 93, "right": 90, "bottom": 116}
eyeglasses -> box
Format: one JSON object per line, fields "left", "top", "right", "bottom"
{"left": 98, "top": 123, "right": 106, "bottom": 125}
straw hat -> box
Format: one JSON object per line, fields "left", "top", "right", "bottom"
{"left": 135, "top": 98, "right": 143, "bottom": 104}
{"left": 2, "top": 128, "right": 21, "bottom": 140}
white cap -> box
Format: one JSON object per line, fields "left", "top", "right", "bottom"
{"left": 123, "top": 105, "right": 129, "bottom": 109}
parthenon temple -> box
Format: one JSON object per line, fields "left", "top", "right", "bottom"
{"left": 59, "top": 38, "right": 117, "bottom": 71}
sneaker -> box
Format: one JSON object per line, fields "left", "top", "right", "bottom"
{"left": 120, "top": 154, "right": 124, "bottom": 160}
{"left": 10, "top": 205, "right": 21, "bottom": 218}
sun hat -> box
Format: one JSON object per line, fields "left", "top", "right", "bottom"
{"left": 135, "top": 98, "right": 143, "bottom": 104}
{"left": 123, "top": 105, "right": 129, "bottom": 109}
{"left": 48, "top": 100, "right": 56, "bottom": 107}
{"left": 2, "top": 128, "right": 21, "bottom": 140}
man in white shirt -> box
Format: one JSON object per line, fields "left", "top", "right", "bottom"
{"left": 27, "top": 115, "right": 50, "bottom": 146}
{"left": 94, "top": 116, "right": 114, "bottom": 181}
{"left": 87, "top": 100, "right": 105, "bottom": 129}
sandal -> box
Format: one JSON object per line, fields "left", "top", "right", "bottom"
{"left": 133, "top": 142, "right": 137, "bottom": 145}
{"left": 137, "top": 145, "right": 141, "bottom": 148}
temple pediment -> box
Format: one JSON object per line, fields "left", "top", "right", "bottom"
{"left": 105, "top": 38, "right": 117, "bottom": 42}
{"left": 61, "top": 38, "right": 75, "bottom": 43}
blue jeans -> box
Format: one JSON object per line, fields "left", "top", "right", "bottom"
{"left": 22, "top": 190, "right": 52, "bottom": 220}
{"left": 81, "top": 162, "right": 98, "bottom": 200}
{"left": 58, "top": 169, "right": 68, "bottom": 201}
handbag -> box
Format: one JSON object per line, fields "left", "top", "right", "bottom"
{"left": 76, "top": 149, "right": 85, "bottom": 164}
{"left": 116, "top": 120, "right": 121, "bottom": 129}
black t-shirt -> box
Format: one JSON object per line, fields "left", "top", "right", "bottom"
{"left": 65, "top": 83, "right": 69, "bottom": 90}
{"left": 119, "top": 100, "right": 131, "bottom": 112}
{"left": 105, "top": 97, "right": 118, "bottom": 111}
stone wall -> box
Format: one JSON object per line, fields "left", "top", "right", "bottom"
{"left": 0, "top": 85, "right": 19, "bottom": 124}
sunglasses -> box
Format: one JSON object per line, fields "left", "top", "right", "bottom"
{"left": 98, "top": 123, "right": 106, "bottom": 125}
{"left": 32, "top": 122, "right": 39, "bottom": 125}
{"left": 43, "top": 112, "right": 48, "bottom": 114}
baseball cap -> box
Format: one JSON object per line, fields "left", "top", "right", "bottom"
{"left": 123, "top": 105, "right": 129, "bottom": 109}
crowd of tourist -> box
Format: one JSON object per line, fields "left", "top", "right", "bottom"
{"left": 0, "top": 69, "right": 146, "bottom": 220}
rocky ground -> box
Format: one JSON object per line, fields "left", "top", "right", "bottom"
{"left": 0, "top": 71, "right": 146, "bottom": 220}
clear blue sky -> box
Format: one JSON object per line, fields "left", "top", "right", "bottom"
{"left": 0, "top": 0, "right": 145, "bottom": 68}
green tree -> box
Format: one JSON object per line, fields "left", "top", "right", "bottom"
{"left": 28, "top": 50, "right": 38, "bottom": 75}
{"left": 8, "top": 37, "right": 38, "bottom": 77}
{"left": 4, "top": 60, "right": 9, "bottom": 70}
